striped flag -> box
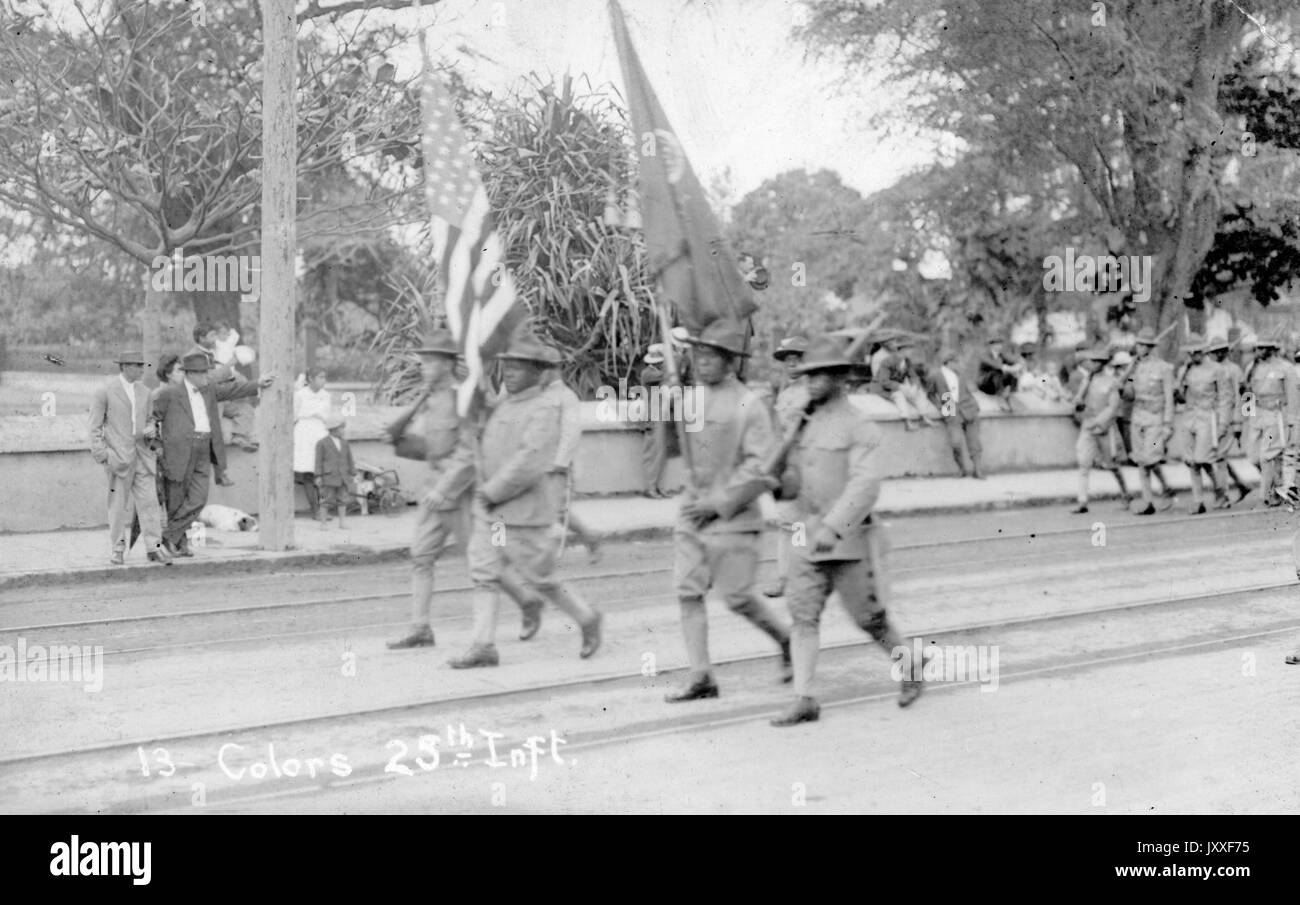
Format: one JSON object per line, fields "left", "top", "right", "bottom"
{"left": 416, "top": 43, "right": 524, "bottom": 417}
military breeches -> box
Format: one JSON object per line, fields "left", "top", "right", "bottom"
{"left": 1076, "top": 426, "right": 1121, "bottom": 470}
{"left": 1247, "top": 410, "right": 1287, "bottom": 463}
{"left": 786, "top": 554, "right": 885, "bottom": 632}
{"left": 411, "top": 495, "right": 469, "bottom": 576}
{"left": 1178, "top": 409, "right": 1217, "bottom": 465}
{"left": 467, "top": 518, "right": 561, "bottom": 592}
{"left": 673, "top": 528, "right": 760, "bottom": 607}
{"left": 1129, "top": 409, "right": 1169, "bottom": 466}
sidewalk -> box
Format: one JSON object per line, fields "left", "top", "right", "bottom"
{"left": 0, "top": 461, "right": 1261, "bottom": 588}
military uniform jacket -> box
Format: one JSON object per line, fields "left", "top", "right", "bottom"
{"left": 474, "top": 383, "right": 561, "bottom": 527}
{"left": 784, "top": 394, "right": 884, "bottom": 562}
{"left": 1181, "top": 360, "right": 1233, "bottom": 426}
{"left": 1247, "top": 359, "right": 1300, "bottom": 427}
{"left": 1080, "top": 372, "right": 1121, "bottom": 433}
{"left": 680, "top": 374, "right": 774, "bottom": 535}
{"left": 414, "top": 378, "right": 475, "bottom": 510}
{"left": 773, "top": 377, "right": 811, "bottom": 435}
{"left": 1218, "top": 360, "right": 1245, "bottom": 428}
{"left": 1127, "top": 357, "right": 1175, "bottom": 421}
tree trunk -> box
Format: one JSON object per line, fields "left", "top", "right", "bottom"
{"left": 258, "top": 0, "right": 297, "bottom": 552}
{"left": 142, "top": 281, "right": 164, "bottom": 388}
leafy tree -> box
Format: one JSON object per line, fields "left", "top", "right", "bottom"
{"left": 801, "top": 0, "right": 1299, "bottom": 333}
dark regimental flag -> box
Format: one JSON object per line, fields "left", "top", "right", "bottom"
{"left": 607, "top": 0, "right": 756, "bottom": 334}
{"left": 416, "top": 40, "right": 524, "bottom": 417}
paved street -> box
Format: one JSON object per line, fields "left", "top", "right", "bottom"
{"left": 1, "top": 502, "right": 1297, "bottom": 814}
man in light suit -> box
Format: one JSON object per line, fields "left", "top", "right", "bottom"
{"left": 153, "top": 352, "right": 272, "bottom": 556}
{"left": 88, "top": 350, "right": 172, "bottom": 566}
{"left": 921, "top": 348, "right": 984, "bottom": 479}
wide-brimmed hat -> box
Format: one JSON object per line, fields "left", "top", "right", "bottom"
{"left": 644, "top": 342, "right": 665, "bottom": 365}
{"left": 1135, "top": 327, "right": 1159, "bottom": 346}
{"left": 495, "top": 326, "right": 559, "bottom": 364}
{"left": 773, "top": 336, "right": 809, "bottom": 361}
{"left": 1256, "top": 332, "right": 1281, "bottom": 349}
{"left": 1181, "top": 332, "right": 1207, "bottom": 353}
{"left": 115, "top": 350, "right": 146, "bottom": 365}
{"left": 792, "top": 336, "right": 853, "bottom": 375}
{"left": 1206, "top": 335, "right": 1231, "bottom": 352}
{"left": 1111, "top": 350, "right": 1133, "bottom": 366}
{"left": 684, "top": 319, "right": 749, "bottom": 357}
{"left": 181, "top": 352, "right": 212, "bottom": 372}
{"left": 415, "top": 328, "right": 459, "bottom": 357}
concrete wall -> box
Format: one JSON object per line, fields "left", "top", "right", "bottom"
{"left": 1, "top": 390, "right": 1105, "bottom": 533}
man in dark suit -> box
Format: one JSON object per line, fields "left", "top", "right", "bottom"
{"left": 921, "top": 349, "right": 984, "bottom": 479}
{"left": 153, "top": 352, "right": 272, "bottom": 556}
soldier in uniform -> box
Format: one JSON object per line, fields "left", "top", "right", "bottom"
{"left": 1208, "top": 335, "right": 1252, "bottom": 505}
{"left": 1072, "top": 347, "right": 1132, "bottom": 514}
{"left": 1125, "top": 327, "right": 1176, "bottom": 514}
{"left": 763, "top": 335, "right": 809, "bottom": 599}
{"left": 767, "top": 337, "right": 923, "bottom": 726}
{"left": 664, "top": 318, "right": 792, "bottom": 702}
{"left": 450, "top": 327, "right": 603, "bottom": 668}
{"left": 1174, "top": 334, "right": 1232, "bottom": 514}
{"left": 1244, "top": 332, "right": 1300, "bottom": 507}
{"left": 386, "top": 330, "right": 478, "bottom": 649}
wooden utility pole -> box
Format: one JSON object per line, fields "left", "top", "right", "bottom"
{"left": 258, "top": 0, "right": 297, "bottom": 551}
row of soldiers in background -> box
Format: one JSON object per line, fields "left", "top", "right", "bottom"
{"left": 1070, "top": 328, "right": 1300, "bottom": 514}
{"left": 382, "top": 318, "right": 920, "bottom": 726}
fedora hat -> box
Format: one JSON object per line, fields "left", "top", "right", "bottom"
{"left": 1135, "top": 326, "right": 1159, "bottom": 346}
{"left": 495, "top": 326, "right": 558, "bottom": 364}
{"left": 1206, "top": 335, "right": 1230, "bottom": 352}
{"left": 1181, "top": 332, "right": 1207, "bottom": 353}
{"left": 792, "top": 336, "right": 853, "bottom": 375}
{"left": 773, "top": 336, "right": 809, "bottom": 361}
{"left": 115, "top": 350, "right": 146, "bottom": 365}
{"left": 181, "top": 352, "right": 212, "bottom": 372}
{"left": 414, "top": 328, "right": 459, "bottom": 357}
{"left": 684, "top": 319, "right": 749, "bottom": 357}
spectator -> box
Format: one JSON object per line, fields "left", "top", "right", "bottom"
{"left": 212, "top": 323, "right": 258, "bottom": 451}
{"left": 871, "top": 338, "right": 936, "bottom": 430}
{"left": 186, "top": 322, "right": 235, "bottom": 485}
{"left": 977, "top": 337, "right": 1023, "bottom": 412}
{"left": 1016, "top": 344, "right": 1069, "bottom": 403}
{"left": 639, "top": 347, "right": 669, "bottom": 498}
{"left": 153, "top": 352, "right": 272, "bottom": 557}
{"left": 314, "top": 414, "right": 356, "bottom": 528}
{"left": 130, "top": 352, "right": 184, "bottom": 551}
{"left": 294, "top": 368, "right": 332, "bottom": 515}
{"left": 88, "top": 350, "right": 171, "bottom": 566}
{"left": 921, "top": 349, "right": 984, "bottom": 479}
{"left": 763, "top": 335, "right": 810, "bottom": 598}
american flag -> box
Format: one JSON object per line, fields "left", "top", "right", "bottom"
{"left": 416, "top": 48, "right": 524, "bottom": 417}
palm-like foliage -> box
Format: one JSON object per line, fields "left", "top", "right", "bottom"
{"left": 372, "top": 74, "right": 660, "bottom": 402}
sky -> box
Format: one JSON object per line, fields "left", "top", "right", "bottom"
{"left": 394, "top": 0, "right": 940, "bottom": 203}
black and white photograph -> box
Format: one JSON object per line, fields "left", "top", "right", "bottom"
{"left": 1, "top": 0, "right": 1298, "bottom": 836}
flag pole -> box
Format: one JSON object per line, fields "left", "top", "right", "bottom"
{"left": 647, "top": 266, "right": 698, "bottom": 488}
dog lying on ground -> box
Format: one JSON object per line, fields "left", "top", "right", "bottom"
{"left": 199, "top": 504, "right": 258, "bottom": 532}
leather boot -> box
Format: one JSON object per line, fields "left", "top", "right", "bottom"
{"left": 387, "top": 625, "right": 435, "bottom": 650}
{"left": 579, "top": 611, "right": 603, "bottom": 659}
{"left": 664, "top": 673, "right": 719, "bottom": 703}
{"left": 770, "top": 696, "right": 820, "bottom": 727}
{"left": 449, "top": 643, "right": 499, "bottom": 669}
{"left": 518, "top": 596, "right": 544, "bottom": 641}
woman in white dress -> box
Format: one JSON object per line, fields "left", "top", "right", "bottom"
{"left": 293, "top": 368, "right": 332, "bottom": 514}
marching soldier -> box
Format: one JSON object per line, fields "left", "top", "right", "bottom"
{"left": 665, "top": 318, "right": 792, "bottom": 702}
{"left": 450, "top": 326, "right": 602, "bottom": 668}
{"left": 1072, "top": 347, "right": 1132, "bottom": 514}
{"left": 1283, "top": 340, "right": 1300, "bottom": 504}
{"left": 1125, "top": 327, "right": 1176, "bottom": 514}
{"left": 1208, "top": 335, "right": 1252, "bottom": 504}
{"left": 1244, "top": 332, "right": 1300, "bottom": 508}
{"left": 385, "top": 330, "right": 545, "bottom": 650}
{"left": 1174, "top": 334, "right": 1232, "bottom": 514}
{"left": 386, "top": 330, "right": 477, "bottom": 650}
{"left": 767, "top": 337, "right": 923, "bottom": 726}
{"left": 763, "top": 335, "right": 809, "bottom": 599}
